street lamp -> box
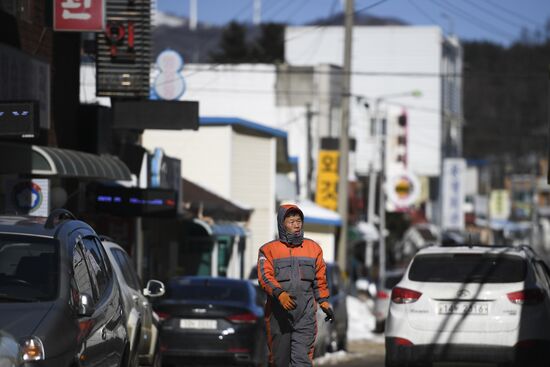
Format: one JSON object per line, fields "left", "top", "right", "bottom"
{"left": 365, "top": 90, "right": 422, "bottom": 286}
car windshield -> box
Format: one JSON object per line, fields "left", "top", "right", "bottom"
{"left": 0, "top": 235, "right": 59, "bottom": 301}
{"left": 408, "top": 253, "right": 527, "bottom": 283}
{"left": 167, "top": 280, "right": 249, "bottom": 303}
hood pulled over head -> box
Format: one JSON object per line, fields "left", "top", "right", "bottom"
{"left": 277, "top": 204, "right": 304, "bottom": 246}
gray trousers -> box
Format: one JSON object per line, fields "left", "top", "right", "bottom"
{"left": 267, "top": 299, "right": 317, "bottom": 367}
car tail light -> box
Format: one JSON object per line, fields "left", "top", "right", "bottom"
{"left": 507, "top": 289, "right": 545, "bottom": 305}
{"left": 227, "top": 313, "right": 258, "bottom": 324}
{"left": 391, "top": 287, "right": 422, "bottom": 304}
{"left": 377, "top": 290, "right": 389, "bottom": 299}
{"left": 77, "top": 319, "right": 94, "bottom": 342}
{"left": 515, "top": 339, "right": 550, "bottom": 349}
{"left": 156, "top": 311, "right": 171, "bottom": 321}
{"left": 393, "top": 337, "right": 413, "bottom": 346}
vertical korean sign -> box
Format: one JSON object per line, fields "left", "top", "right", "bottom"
{"left": 54, "top": 0, "right": 106, "bottom": 31}
{"left": 315, "top": 150, "right": 339, "bottom": 211}
{"left": 442, "top": 158, "right": 466, "bottom": 230}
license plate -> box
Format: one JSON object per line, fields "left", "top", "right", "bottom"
{"left": 179, "top": 319, "right": 217, "bottom": 329}
{"left": 437, "top": 302, "right": 489, "bottom": 315}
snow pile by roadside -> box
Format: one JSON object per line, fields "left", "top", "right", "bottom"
{"left": 346, "top": 295, "right": 381, "bottom": 341}
{"left": 314, "top": 350, "right": 349, "bottom": 365}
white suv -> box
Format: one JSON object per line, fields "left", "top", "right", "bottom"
{"left": 385, "top": 244, "right": 550, "bottom": 367}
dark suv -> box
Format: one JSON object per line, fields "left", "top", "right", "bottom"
{"left": 0, "top": 210, "right": 128, "bottom": 367}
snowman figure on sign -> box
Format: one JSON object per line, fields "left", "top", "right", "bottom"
{"left": 152, "top": 49, "right": 186, "bottom": 100}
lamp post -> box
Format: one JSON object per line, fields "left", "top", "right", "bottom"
{"left": 366, "top": 90, "right": 422, "bottom": 286}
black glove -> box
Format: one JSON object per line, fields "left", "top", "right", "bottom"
{"left": 320, "top": 302, "right": 334, "bottom": 323}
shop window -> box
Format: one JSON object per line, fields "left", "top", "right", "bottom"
{"left": 217, "top": 236, "right": 233, "bottom": 277}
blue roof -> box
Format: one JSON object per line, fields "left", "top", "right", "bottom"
{"left": 200, "top": 117, "right": 287, "bottom": 139}
{"left": 304, "top": 217, "right": 342, "bottom": 226}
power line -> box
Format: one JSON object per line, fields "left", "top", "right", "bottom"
{"left": 484, "top": 0, "right": 540, "bottom": 27}
{"left": 263, "top": 0, "right": 295, "bottom": 20}
{"left": 284, "top": 0, "right": 390, "bottom": 42}
{"left": 430, "top": 0, "right": 516, "bottom": 41}
{"left": 181, "top": 65, "right": 546, "bottom": 79}
{"left": 176, "top": 0, "right": 391, "bottom": 80}
{"left": 284, "top": 0, "right": 314, "bottom": 23}
{"left": 462, "top": 0, "right": 527, "bottom": 30}
{"left": 407, "top": 0, "right": 440, "bottom": 26}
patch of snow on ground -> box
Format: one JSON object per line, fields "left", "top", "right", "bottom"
{"left": 314, "top": 350, "right": 349, "bottom": 365}
{"left": 346, "top": 295, "right": 381, "bottom": 341}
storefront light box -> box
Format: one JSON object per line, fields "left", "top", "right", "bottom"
{"left": 94, "top": 186, "right": 177, "bottom": 217}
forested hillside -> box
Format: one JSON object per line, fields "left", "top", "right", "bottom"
{"left": 462, "top": 40, "right": 549, "bottom": 167}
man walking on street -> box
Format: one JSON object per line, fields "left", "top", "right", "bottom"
{"left": 257, "top": 204, "right": 334, "bottom": 367}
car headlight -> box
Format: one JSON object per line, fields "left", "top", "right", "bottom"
{"left": 20, "top": 337, "right": 44, "bottom": 361}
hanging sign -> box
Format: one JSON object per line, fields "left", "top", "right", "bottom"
{"left": 386, "top": 171, "right": 421, "bottom": 211}
{"left": 315, "top": 150, "right": 339, "bottom": 211}
{"left": 5, "top": 179, "right": 50, "bottom": 217}
{"left": 442, "top": 158, "right": 466, "bottom": 230}
{"left": 54, "top": 0, "right": 106, "bottom": 32}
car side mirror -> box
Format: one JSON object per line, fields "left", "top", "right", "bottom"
{"left": 143, "top": 279, "right": 165, "bottom": 298}
{"left": 78, "top": 293, "right": 95, "bottom": 316}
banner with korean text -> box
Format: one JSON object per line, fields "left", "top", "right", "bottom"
{"left": 315, "top": 150, "right": 339, "bottom": 211}
{"left": 442, "top": 158, "right": 466, "bottom": 230}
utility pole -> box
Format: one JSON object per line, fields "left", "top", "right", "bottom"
{"left": 189, "top": 0, "right": 199, "bottom": 62}
{"left": 306, "top": 103, "right": 315, "bottom": 200}
{"left": 378, "top": 110, "right": 386, "bottom": 288}
{"left": 189, "top": 0, "right": 197, "bottom": 31}
{"left": 337, "top": 0, "right": 354, "bottom": 274}
{"left": 253, "top": 0, "right": 262, "bottom": 25}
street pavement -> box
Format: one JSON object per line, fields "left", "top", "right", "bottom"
{"left": 314, "top": 339, "right": 385, "bottom": 366}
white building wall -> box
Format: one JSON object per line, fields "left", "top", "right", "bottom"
{"left": 305, "top": 231, "right": 335, "bottom": 263}
{"left": 142, "top": 126, "right": 232, "bottom": 197}
{"left": 183, "top": 64, "right": 310, "bottom": 196}
{"left": 286, "top": 26, "right": 444, "bottom": 177}
{"left": 231, "top": 132, "right": 277, "bottom": 273}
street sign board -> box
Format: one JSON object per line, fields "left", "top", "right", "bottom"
{"left": 54, "top": 0, "right": 106, "bottom": 32}
{"left": 315, "top": 150, "right": 339, "bottom": 211}
{"left": 442, "top": 158, "right": 466, "bottom": 230}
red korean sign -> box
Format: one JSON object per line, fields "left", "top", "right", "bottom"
{"left": 54, "top": 0, "right": 105, "bottom": 31}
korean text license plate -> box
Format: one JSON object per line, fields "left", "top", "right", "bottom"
{"left": 437, "top": 302, "right": 489, "bottom": 315}
{"left": 179, "top": 319, "right": 217, "bottom": 329}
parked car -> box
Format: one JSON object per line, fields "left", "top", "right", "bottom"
{"left": 0, "top": 210, "right": 128, "bottom": 367}
{"left": 101, "top": 239, "right": 165, "bottom": 367}
{"left": 385, "top": 243, "right": 550, "bottom": 367}
{"left": 0, "top": 331, "right": 21, "bottom": 367}
{"left": 154, "top": 276, "right": 268, "bottom": 367}
{"left": 370, "top": 268, "right": 405, "bottom": 333}
{"left": 314, "top": 262, "right": 349, "bottom": 355}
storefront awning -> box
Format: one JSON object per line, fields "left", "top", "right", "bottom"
{"left": 296, "top": 199, "right": 341, "bottom": 227}
{"left": 0, "top": 143, "right": 132, "bottom": 181}
{"left": 211, "top": 222, "right": 247, "bottom": 237}
{"left": 182, "top": 177, "right": 253, "bottom": 222}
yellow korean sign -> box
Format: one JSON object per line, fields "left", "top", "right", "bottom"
{"left": 315, "top": 150, "right": 339, "bottom": 211}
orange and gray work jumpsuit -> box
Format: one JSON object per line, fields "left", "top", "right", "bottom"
{"left": 257, "top": 205, "right": 330, "bottom": 367}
